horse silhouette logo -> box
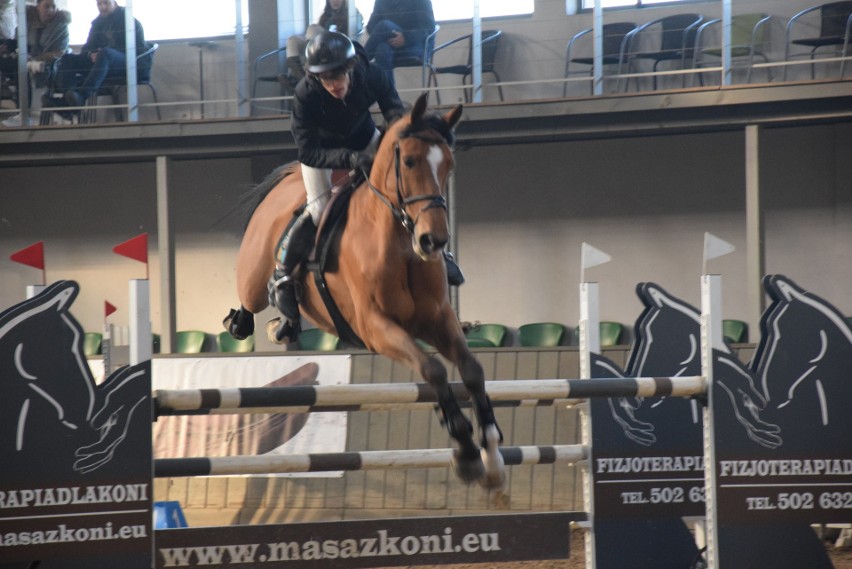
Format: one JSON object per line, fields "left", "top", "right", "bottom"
{"left": 0, "top": 281, "right": 150, "bottom": 482}
{"left": 740, "top": 274, "right": 852, "bottom": 451}
{"left": 594, "top": 280, "right": 845, "bottom": 450}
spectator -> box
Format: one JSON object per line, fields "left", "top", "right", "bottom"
{"left": 0, "top": 0, "right": 70, "bottom": 127}
{"left": 0, "top": 0, "right": 15, "bottom": 43}
{"left": 363, "top": 0, "right": 435, "bottom": 88}
{"left": 51, "top": 0, "right": 146, "bottom": 110}
{"left": 280, "top": 0, "right": 362, "bottom": 89}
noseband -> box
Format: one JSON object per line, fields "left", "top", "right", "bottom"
{"left": 367, "top": 132, "right": 449, "bottom": 235}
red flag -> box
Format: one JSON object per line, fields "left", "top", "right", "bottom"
{"left": 105, "top": 301, "right": 117, "bottom": 318}
{"left": 10, "top": 241, "right": 45, "bottom": 270}
{"left": 113, "top": 233, "right": 148, "bottom": 264}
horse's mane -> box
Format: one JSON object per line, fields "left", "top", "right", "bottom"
{"left": 235, "top": 162, "right": 300, "bottom": 233}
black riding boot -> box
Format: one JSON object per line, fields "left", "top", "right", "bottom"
{"left": 444, "top": 250, "right": 465, "bottom": 286}
{"left": 267, "top": 212, "right": 317, "bottom": 342}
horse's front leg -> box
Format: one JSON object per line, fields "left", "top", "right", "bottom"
{"left": 431, "top": 313, "right": 505, "bottom": 490}
{"left": 362, "top": 316, "right": 484, "bottom": 483}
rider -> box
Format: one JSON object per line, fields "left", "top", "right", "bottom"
{"left": 268, "top": 30, "right": 464, "bottom": 343}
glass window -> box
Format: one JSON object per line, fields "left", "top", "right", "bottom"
{"left": 64, "top": 0, "right": 250, "bottom": 45}
{"left": 313, "top": 0, "right": 533, "bottom": 25}
{"left": 580, "top": 0, "right": 696, "bottom": 9}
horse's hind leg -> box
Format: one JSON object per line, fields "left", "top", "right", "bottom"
{"left": 223, "top": 306, "right": 255, "bottom": 340}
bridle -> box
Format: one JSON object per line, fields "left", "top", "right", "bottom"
{"left": 366, "top": 131, "right": 449, "bottom": 235}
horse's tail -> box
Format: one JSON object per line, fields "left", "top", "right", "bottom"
{"left": 233, "top": 162, "right": 300, "bottom": 234}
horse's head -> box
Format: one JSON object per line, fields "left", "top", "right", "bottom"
{"left": 372, "top": 92, "right": 462, "bottom": 261}
{"left": 626, "top": 282, "right": 707, "bottom": 377}
{"left": 752, "top": 275, "right": 852, "bottom": 411}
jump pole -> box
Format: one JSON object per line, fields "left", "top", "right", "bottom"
{"left": 153, "top": 376, "right": 705, "bottom": 416}
{"left": 154, "top": 444, "right": 587, "bottom": 477}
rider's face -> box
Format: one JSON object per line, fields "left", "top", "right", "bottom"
{"left": 318, "top": 69, "right": 351, "bottom": 100}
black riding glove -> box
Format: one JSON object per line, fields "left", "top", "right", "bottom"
{"left": 349, "top": 151, "right": 373, "bottom": 174}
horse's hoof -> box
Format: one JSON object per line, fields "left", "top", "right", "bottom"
{"left": 479, "top": 425, "right": 506, "bottom": 490}
{"left": 266, "top": 317, "right": 299, "bottom": 345}
{"left": 224, "top": 308, "right": 254, "bottom": 340}
{"left": 266, "top": 318, "right": 287, "bottom": 345}
{"left": 451, "top": 451, "right": 486, "bottom": 484}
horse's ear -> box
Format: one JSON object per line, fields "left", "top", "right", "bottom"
{"left": 443, "top": 104, "right": 463, "bottom": 130}
{"left": 411, "top": 93, "right": 429, "bottom": 123}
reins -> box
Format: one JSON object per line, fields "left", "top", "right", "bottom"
{"left": 366, "top": 131, "right": 449, "bottom": 235}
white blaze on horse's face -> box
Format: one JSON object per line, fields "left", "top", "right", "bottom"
{"left": 427, "top": 145, "right": 444, "bottom": 189}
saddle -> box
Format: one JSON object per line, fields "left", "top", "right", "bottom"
{"left": 276, "top": 169, "right": 367, "bottom": 348}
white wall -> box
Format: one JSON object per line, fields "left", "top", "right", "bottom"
{"left": 453, "top": 123, "right": 852, "bottom": 334}
{"left": 1, "top": 122, "right": 850, "bottom": 345}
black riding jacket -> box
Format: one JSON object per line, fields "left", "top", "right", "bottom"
{"left": 292, "top": 43, "right": 404, "bottom": 169}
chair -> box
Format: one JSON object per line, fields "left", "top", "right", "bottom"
{"left": 216, "top": 331, "right": 255, "bottom": 353}
{"left": 175, "top": 330, "right": 208, "bottom": 354}
{"left": 392, "top": 25, "right": 440, "bottom": 93}
{"left": 251, "top": 46, "right": 288, "bottom": 113}
{"left": 722, "top": 319, "right": 749, "bottom": 344}
{"left": 620, "top": 14, "right": 704, "bottom": 91}
{"left": 464, "top": 323, "right": 507, "bottom": 348}
{"left": 297, "top": 328, "right": 340, "bottom": 351}
{"left": 83, "top": 332, "right": 103, "bottom": 356}
{"left": 427, "top": 29, "right": 503, "bottom": 104}
{"left": 600, "top": 321, "right": 624, "bottom": 347}
{"left": 82, "top": 42, "right": 161, "bottom": 123}
{"left": 784, "top": 1, "right": 852, "bottom": 80}
{"left": 693, "top": 14, "right": 772, "bottom": 85}
{"left": 575, "top": 321, "right": 624, "bottom": 347}
{"left": 564, "top": 22, "right": 636, "bottom": 96}
{"left": 518, "top": 322, "right": 567, "bottom": 347}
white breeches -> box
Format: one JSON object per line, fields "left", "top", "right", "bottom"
{"left": 301, "top": 128, "right": 381, "bottom": 224}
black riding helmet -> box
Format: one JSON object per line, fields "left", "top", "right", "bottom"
{"left": 305, "top": 31, "right": 356, "bottom": 74}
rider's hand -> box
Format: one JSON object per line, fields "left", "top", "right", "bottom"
{"left": 350, "top": 151, "right": 373, "bottom": 174}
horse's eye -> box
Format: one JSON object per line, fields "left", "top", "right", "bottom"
{"left": 403, "top": 156, "right": 416, "bottom": 168}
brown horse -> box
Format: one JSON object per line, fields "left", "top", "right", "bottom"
{"left": 224, "top": 93, "right": 504, "bottom": 488}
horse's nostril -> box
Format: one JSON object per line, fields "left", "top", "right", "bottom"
{"left": 419, "top": 234, "right": 446, "bottom": 253}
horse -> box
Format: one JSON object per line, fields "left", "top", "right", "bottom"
{"left": 224, "top": 93, "right": 504, "bottom": 488}
{"left": 0, "top": 281, "right": 149, "bottom": 479}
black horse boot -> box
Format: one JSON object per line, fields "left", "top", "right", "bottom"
{"left": 267, "top": 211, "right": 317, "bottom": 343}
{"left": 444, "top": 250, "right": 465, "bottom": 286}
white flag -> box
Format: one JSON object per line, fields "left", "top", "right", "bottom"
{"left": 703, "top": 232, "right": 735, "bottom": 262}
{"left": 581, "top": 242, "right": 612, "bottom": 270}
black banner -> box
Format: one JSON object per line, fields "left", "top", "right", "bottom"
{"left": 0, "top": 282, "right": 153, "bottom": 567}
{"left": 709, "top": 275, "right": 852, "bottom": 569}
{"left": 155, "top": 513, "right": 579, "bottom": 569}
